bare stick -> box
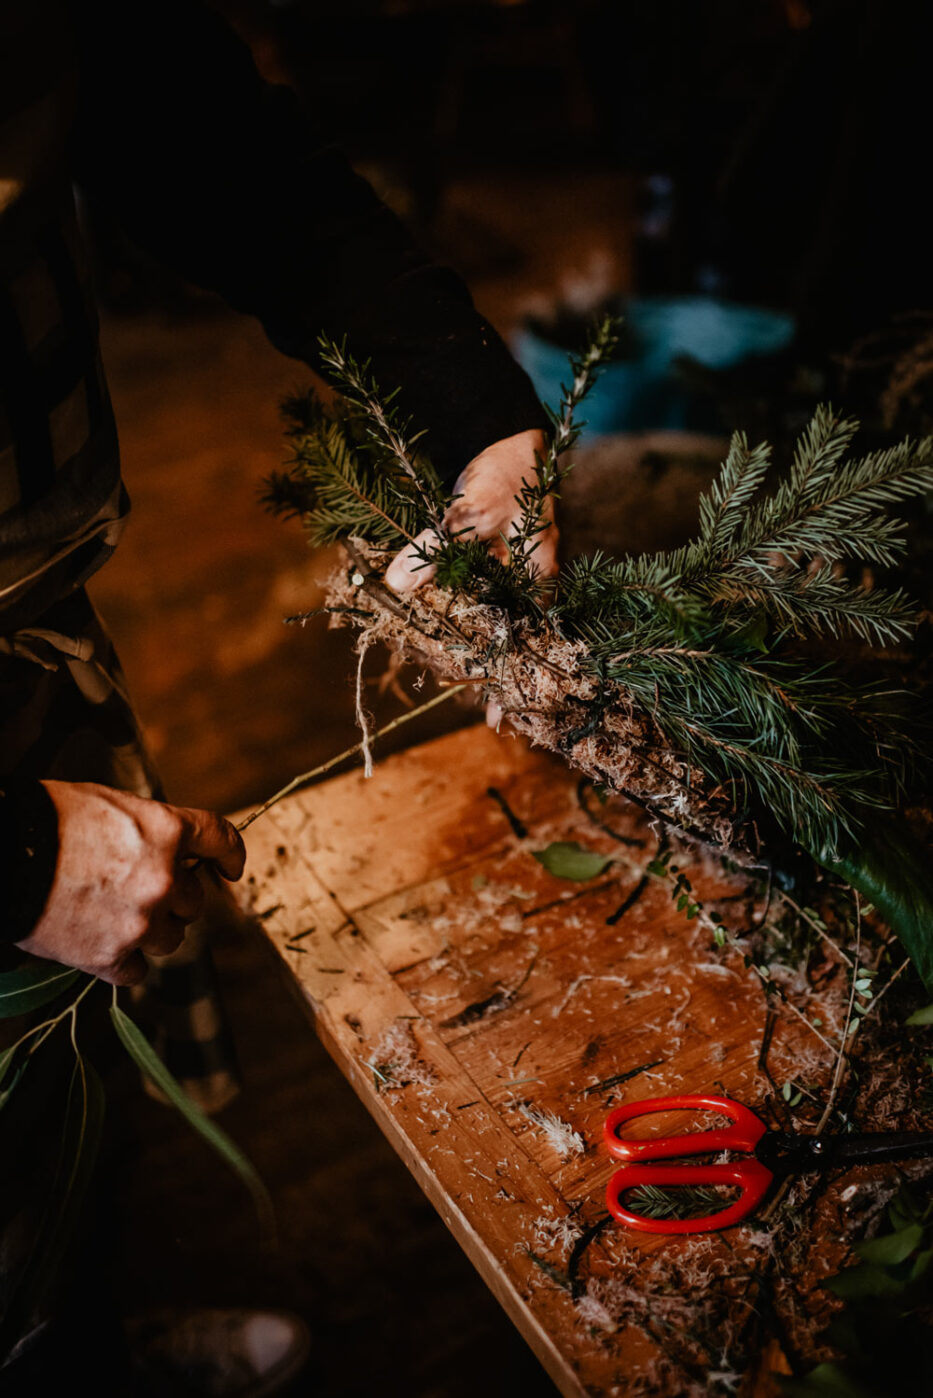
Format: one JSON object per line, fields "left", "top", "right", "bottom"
{"left": 774, "top": 889, "right": 855, "bottom": 968}
{"left": 815, "top": 895, "right": 862, "bottom": 1134}
{"left": 775, "top": 992, "right": 839, "bottom": 1059}
{"left": 863, "top": 954, "right": 911, "bottom": 1019}
{"left": 237, "top": 683, "right": 467, "bottom": 832}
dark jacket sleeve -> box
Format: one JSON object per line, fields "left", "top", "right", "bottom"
{"left": 69, "top": 0, "right": 547, "bottom": 485}
{"left": 0, "top": 781, "right": 58, "bottom": 944}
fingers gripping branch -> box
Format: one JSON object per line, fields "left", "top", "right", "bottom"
{"left": 15, "top": 784, "right": 245, "bottom": 987}
{"left": 386, "top": 429, "right": 556, "bottom": 592}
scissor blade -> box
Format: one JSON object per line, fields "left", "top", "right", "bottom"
{"left": 761, "top": 1129, "right": 933, "bottom": 1173}
{"left": 828, "top": 1131, "right": 933, "bottom": 1169}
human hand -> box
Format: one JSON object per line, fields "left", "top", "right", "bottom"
{"left": 16, "top": 782, "right": 246, "bottom": 987}
{"left": 384, "top": 429, "right": 556, "bottom": 592}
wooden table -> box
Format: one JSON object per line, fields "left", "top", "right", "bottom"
{"left": 239, "top": 723, "right": 821, "bottom": 1395}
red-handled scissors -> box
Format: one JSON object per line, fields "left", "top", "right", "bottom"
{"left": 605, "top": 1093, "right": 933, "bottom": 1235}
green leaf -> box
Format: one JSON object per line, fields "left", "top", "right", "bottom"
{"left": 910, "top": 1247, "right": 933, "bottom": 1282}
{"left": 906, "top": 1003, "right": 933, "bottom": 1026}
{"left": 854, "top": 1223, "right": 923, "bottom": 1266}
{"left": 887, "top": 1184, "right": 928, "bottom": 1231}
{"left": 646, "top": 859, "right": 668, "bottom": 877}
{"left": 531, "top": 842, "right": 613, "bottom": 881}
{"left": 817, "top": 822, "right": 933, "bottom": 994}
{"left": 0, "top": 961, "right": 82, "bottom": 1018}
{"left": 109, "top": 1004, "right": 275, "bottom": 1242}
{"left": 826, "top": 1263, "right": 906, "bottom": 1299}
{"left": 780, "top": 1360, "right": 874, "bottom": 1397}
{"left": 730, "top": 613, "right": 770, "bottom": 653}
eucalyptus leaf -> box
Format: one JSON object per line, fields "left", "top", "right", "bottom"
{"left": 531, "top": 841, "right": 613, "bottom": 881}
{"left": 109, "top": 1004, "right": 275, "bottom": 1243}
{"left": 910, "top": 1247, "right": 933, "bottom": 1282}
{"left": 905, "top": 1003, "right": 933, "bottom": 1026}
{"left": 779, "top": 1360, "right": 874, "bottom": 1397}
{"left": 0, "top": 962, "right": 82, "bottom": 1018}
{"left": 887, "top": 1184, "right": 927, "bottom": 1231}
{"left": 854, "top": 1223, "right": 923, "bottom": 1267}
{"left": 826, "top": 1262, "right": 905, "bottom": 1300}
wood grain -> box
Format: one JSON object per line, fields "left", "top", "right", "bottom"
{"left": 237, "top": 724, "right": 825, "bottom": 1396}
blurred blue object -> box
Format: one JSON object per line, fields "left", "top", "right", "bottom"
{"left": 513, "top": 296, "right": 796, "bottom": 436}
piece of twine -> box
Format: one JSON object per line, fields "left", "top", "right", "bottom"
{"left": 354, "top": 633, "right": 375, "bottom": 779}
{"left": 236, "top": 682, "right": 467, "bottom": 833}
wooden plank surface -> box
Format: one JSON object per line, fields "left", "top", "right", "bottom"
{"left": 237, "top": 723, "right": 833, "bottom": 1396}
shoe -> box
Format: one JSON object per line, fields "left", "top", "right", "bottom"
{"left": 127, "top": 1307, "right": 311, "bottom": 1397}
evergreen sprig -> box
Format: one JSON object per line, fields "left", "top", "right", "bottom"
{"left": 315, "top": 334, "right": 448, "bottom": 538}
{"left": 263, "top": 384, "right": 431, "bottom": 548}
{"left": 583, "top": 617, "right": 911, "bottom": 851}
{"left": 507, "top": 314, "right": 618, "bottom": 565}
{"left": 269, "top": 320, "right": 931, "bottom": 862}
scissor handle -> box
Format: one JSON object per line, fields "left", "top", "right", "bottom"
{"left": 604, "top": 1093, "right": 768, "bottom": 1163}
{"left": 606, "top": 1158, "right": 774, "bottom": 1234}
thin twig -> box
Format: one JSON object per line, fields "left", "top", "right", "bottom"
{"left": 775, "top": 991, "right": 839, "bottom": 1060}
{"left": 816, "top": 894, "right": 861, "bottom": 1135}
{"left": 774, "top": 889, "right": 855, "bottom": 968}
{"left": 236, "top": 683, "right": 467, "bottom": 832}
{"left": 863, "top": 955, "right": 911, "bottom": 1019}
{"left": 4, "top": 976, "right": 96, "bottom": 1061}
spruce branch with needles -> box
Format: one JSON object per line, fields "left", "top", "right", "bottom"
{"left": 267, "top": 317, "right": 933, "bottom": 985}
{"left": 316, "top": 334, "right": 449, "bottom": 539}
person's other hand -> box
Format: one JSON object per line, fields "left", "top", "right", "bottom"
{"left": 385, "top": 429, "right": 553, "bottom": 730}
{"left": 15, "top": 782, "right": 246, "bottom": 986}
{"left": 384, "top": 429, "right": 555, "bottom": 592}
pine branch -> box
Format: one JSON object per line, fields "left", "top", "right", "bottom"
{"left": 558, "top": 549, "right": 708, "bottom": 636}
{"left": 508, "top": 315, "right": 618, "bottom": 568}
{"left": 732, "top": 425, "right": 933, "bottom": 568}
{"left": 270, "top": 331, "right": 930, "bottom": 867}
{"left": 316, "top": 334, "right": 448, "bottom": 539}
{"left": 708, "top": 566, "right": 919, "bottom": 645}
{"left": 260, "top": 469, "right": 315, "bottom": 522}
{"left": 578, "top": 610, "right": 918, "bottom": 853}
{"left": 696, "top": 432, "right": 772, "bottom": 554}
{"left": 275, "top": 394, "right": 424, "bottom": 547}
{"left": 786, "top": 405, "right": 859, "bottom": 507}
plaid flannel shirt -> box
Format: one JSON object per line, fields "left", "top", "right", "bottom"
{"left": 1, "top": 1, "right": 127, "bottom": 633}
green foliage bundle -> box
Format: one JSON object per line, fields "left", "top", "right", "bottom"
{"left": 266, "top": 324, "right": 933, "bottom": 981}
{"left": 554, "top": 408, "right": 929, "bottom": 851}
{"left": 783, "top": 1186, "right": 933, "bottom": 1397}
{"left": 0, "top": 964, "right": 272, "bottom": 1344}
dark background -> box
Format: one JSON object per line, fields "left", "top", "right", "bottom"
{"left": 88, "top": 3, "right": 930, "bottom": 1393}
